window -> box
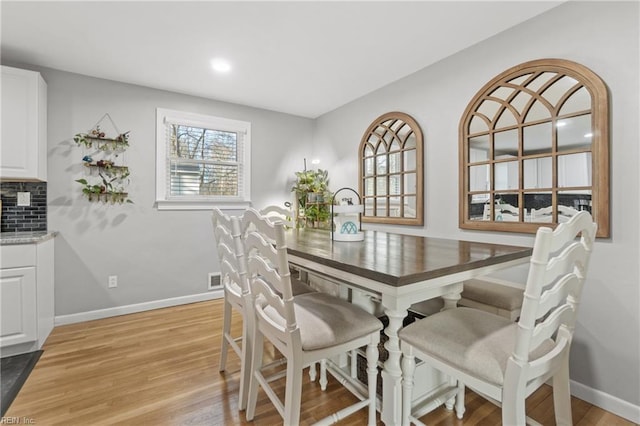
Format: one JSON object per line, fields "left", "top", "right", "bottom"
{"left": 359, "top": 112, "right": 424, "bottom": 225}
{"left": 156, "top": 108, "right": 251, "bottom": 210}
{"left": 459, "top": 59, "right": 609, "bottom": 237}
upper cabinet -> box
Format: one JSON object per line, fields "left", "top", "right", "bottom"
{"left": 1, "top": 66, "right": 48, "bottom": 181}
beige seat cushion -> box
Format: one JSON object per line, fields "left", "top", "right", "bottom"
{"left": 399, "top": 308, "right": 554, "bottom": 386}
{"left": 461, "top": 279, "right": 524, "bottom": 311}
{"left": 290, "top": 292, "right": 382, "bottom": 351}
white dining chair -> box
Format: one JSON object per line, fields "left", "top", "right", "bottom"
{"left": 399, "top": 210, "right": 597, "bottom": 426}
{"left": 213, "top": 207, "right": 317, "bottom": 411}
{"left": 259, "top": 203, "right": 335, "bottom": 386}
{"left": 212, "top": 208, "right": 252, "bottom": 410}
{"left": 242, "top": 208, "right": 383, "bottom": 425}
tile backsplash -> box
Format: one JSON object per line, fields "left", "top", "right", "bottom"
{"left": 0, "top": 181, "right": 47, "bottom": 232}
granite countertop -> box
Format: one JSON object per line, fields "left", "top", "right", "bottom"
{"left": 0, "top": 230, "right": 58, "bottom": 245}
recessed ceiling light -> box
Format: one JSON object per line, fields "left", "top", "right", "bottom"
{"left": 584, "top": 132, "right": 593, "bottom": 138}
{"left": 556, "top": 121, "right": 567, "bottom": 127}
{"left": 210, "top": 58, "right": 231, "bottom": 73}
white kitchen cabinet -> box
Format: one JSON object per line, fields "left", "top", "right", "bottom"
{"left": 1, "top": 65, "right": 48, "bottom": 181}
{"left": 0, "top": 237, "right": 54, "bottom": 357}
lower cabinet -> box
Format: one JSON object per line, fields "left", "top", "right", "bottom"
{"left": 1, "top": 266, "right": 37, "bottom": 347}
{"left": 0, "top": 238, "right": 54, "bottom": 357}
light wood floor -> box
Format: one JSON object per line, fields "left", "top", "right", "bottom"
{"left": 5, "top": 299, "right": 635, "bottom": 425}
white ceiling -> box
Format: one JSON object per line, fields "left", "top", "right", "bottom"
{"left": 1, "top": 1, "right": 562, "bottom": 118}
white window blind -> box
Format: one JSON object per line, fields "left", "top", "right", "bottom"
{"left": 156, "top": 108, "right": 251, "bottom": 210}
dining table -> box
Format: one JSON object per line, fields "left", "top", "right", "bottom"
{"left": 284, "top": 227, "right": 532, "bottom": 426}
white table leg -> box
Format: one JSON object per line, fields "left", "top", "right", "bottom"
{"left": 441, "top": 288, "right": 462, "bottom": 310}
{"left": 381, "top": 307, "right": 408, "bottom": 426}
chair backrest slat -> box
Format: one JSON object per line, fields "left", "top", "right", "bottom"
{"left": 513, "top": 211, "right": 597, "bottom": 363}
{"left": 543, "top": 243, "right": 590, "bottom": 289}
{"left": 535, "top": 274, "right": 580, "bottom": 319}
{"left": 244, "top": 231, "right": 283, "bottom": 283}
{"left": 530, "top": 304, "right": 574, "bottom": 349}
{"left": 260, "top": 205, "right": 295, "bottom": 228}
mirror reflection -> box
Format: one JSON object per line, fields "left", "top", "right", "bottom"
{"left": 523, "top": 122, "right": 552, "bottom": 155}
{"left": 524, "top": 157, "right": 552, "bottom": 189}
{"left": 558, "top": 152, "right": 592, "bottom": 187}
{"left": 494, "top": 129, "right": 518, "bottom": 158}
{"left": 494, "top": 161, "right": 518, "bottom": 191}
{"left": 557, "top": 114, "right": 592, "bottom": 151}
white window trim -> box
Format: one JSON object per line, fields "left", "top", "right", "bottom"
{"left": 155, "top": 108, "right": 251, "bottom": 210}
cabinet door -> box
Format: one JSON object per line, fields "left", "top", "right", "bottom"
{"left": 0, "top": 267, "right": 37, "bottom": 347}
{"left": 0, "top": 66, "right": 47, "bottom": 180}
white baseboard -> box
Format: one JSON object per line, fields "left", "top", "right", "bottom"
{"left": 54, "top": 290, "right": 224, "bottom": 326}
{"left": 571, "top": 379, "right": 640, "bottom": 423}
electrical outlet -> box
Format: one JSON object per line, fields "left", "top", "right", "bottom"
{"left": 17, "top": 192, "right": 31, "bottom": 207}
{"left": 108, "top": 275, "right": 118, "bottom": 288}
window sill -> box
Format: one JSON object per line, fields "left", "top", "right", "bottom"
{"left": 155, "top": 199, "right": 251, "bottom": 211}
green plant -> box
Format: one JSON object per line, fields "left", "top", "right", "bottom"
{"left": 291, "top": 168, "right": 332, "bottom": 227}
{"left": 291, "top": 168, "right": 331, "bottom": 208}
{"left": 75, "top": 174, "right": 133, "bottom": 204}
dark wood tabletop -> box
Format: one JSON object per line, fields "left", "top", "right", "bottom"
{"left": 285, "top": 228, "right": 532, "bottom": 287}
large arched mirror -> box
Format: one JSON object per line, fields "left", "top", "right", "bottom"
{"left": 359, "top": 112, "right": 424, "bottom": 225}
{"left": 459, "top": 59, "right": 609, "bottom": 237}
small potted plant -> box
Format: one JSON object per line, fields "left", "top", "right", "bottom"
{"left": 291, "top": 167, "right": 332, "bottom": 228}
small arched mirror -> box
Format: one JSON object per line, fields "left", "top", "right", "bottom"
{"left": 459, "top": 58, "right": 609, "bottom": 237}
{"left": 359, "top": 112, "right": 424, "bottom": 225}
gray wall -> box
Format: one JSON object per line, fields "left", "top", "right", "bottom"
{"left": 34, "top": 68, "right": 314, "bottom": 315}
{"left": 314, "top": 1, "right": 639, "bottom": 412}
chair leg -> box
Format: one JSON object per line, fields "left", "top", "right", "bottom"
{"left": 237, "top": 314, "right": 251, "bottom": 411}
{"left": 502, "top": 382, "right": 526, "bottom": 425}
{"left": 552, "top": 358, "right": 573, "bottom": 426}
{"left": 366, "top": 338, "right": 379, "bottom": 426}
{"left": 283, "top": 357, "right": 304, "bottom": 426}
{"left": 455, "top": 381, "right": 466, "bottom": 419}
{"left": 245, "top": 328, "right": 264, "bottom": 421}
{"left": 309, "top": 362, "right": 317, "bottom": 382}
{"left": 350, "top": 349, "right": 358, "bottom": 378}
{"left": 219, "top": 298, "right": 232, "bottom": 372}
{"left": 319, "top": 359, "right": 328, "bottom": 391}
{"left": 401, "top": 345, "right": 416, "bottom": 426}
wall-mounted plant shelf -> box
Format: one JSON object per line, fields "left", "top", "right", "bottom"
{"left": 74, "top": 133, "right": 129, "bottom": 151}
{"left": 86, "top": 191, "right": 129, "bottom": 204}
{"left": 73, "top": 113, "right": 132, "bottom": 204}
{"left": 83, "top": 163, "right": 130, "bottom": 179}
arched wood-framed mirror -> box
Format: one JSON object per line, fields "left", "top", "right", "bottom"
{"left": 459, "top": 59, "right": 609, "bottom": 237}
{"left": 359, "top": 112, "right": 424, "bottom": 225}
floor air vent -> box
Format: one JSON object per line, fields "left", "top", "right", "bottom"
{"left": 208, "top": 273, "right": 221, "bottom": 290}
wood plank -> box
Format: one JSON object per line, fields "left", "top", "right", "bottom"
{"left": 5, "top": 300, "right": 635, "bottom": 425}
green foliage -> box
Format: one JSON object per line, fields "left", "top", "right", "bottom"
{"left": 291, "top": 168, "right": 331, "bottom": 208}
{"left": 75, "top": 175, "right": 132, "bottom": 204}
{"left": 291, "top": 168, "right": 332, "bottom": 227}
